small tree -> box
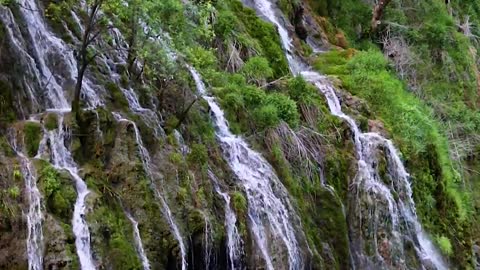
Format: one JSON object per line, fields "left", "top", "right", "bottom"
{"left": 72, "top": 0, "right": 108, "bottom": 115}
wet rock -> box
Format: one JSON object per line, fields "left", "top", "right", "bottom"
{"left": 43, "top": 215, "right": 75, "bottom": 269}
{"left": 368, "top": 120, "right": 388, "bottom": 137}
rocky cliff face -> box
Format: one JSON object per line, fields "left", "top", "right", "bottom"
{"left": 0, "top": 0, "right": 478, "bottom": 269}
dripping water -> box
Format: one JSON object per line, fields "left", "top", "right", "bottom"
{"left": 113, "top": 113, "right": 187, "bottom": 270}
{"left": 125, "top": 211, "right": 151, "bottom": 270}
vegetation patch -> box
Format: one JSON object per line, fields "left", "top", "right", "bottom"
{"left": 23, "top": 121, "right": 42, "bottom": 157}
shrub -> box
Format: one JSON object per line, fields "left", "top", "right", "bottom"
{"left": 253, "top": 104, "right": 280, "bottom": 129}
{"left": 436, "top": 235, "right": 453, "bottom": 256}
{"left": 187, "top": 144, "right": 208, "bottom": 165}
{"left": 241, "top": 56, "right": 273, "bottom": 85}
{"left": 44, "top": 113, "right": 58, "bottom": 131}
{"left": 187, "top": 46, "right": 217, "bottom": 70}
{"left": 214, "top": 9, "right": 236, "bottom": 38}
{"left": 266, "top": 93, "right": 299, "bottom": 127}
{"left": 7, "top": 186, "right": 20, "bottom": 199}
{"left": 241, "top": 85, "right": 267, "bottom": 107}
{"left": 287, "top": 76, "right": 320, "bottom": 104}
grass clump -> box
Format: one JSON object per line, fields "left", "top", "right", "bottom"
{"left": 24, "top": 121, "right": 42, "bottom": 157}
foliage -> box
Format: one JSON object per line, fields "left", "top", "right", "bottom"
{"left": 7, "top": 186, "right": 20, "bottom": 199}
{"left": 232, "top": 191, "right": 247, "bottom": 215}
{"left": 0, "top": 80, "right": 16, "bottom": 125}
{"left": 265, "top": 93, "right": 299, "bottom": 128}
{"left": 221, "top": 0, "right": 289, "bottom": 77}
{"left": 39, "top": 164, "right": 76, "bottom": 220}
{"left": 252, "top": 104, "right": 280, "bottom": 129}
{"left": 187, "top": 143, "right": 208, "bottom": 166}
{"left": 241, "top": 56, "right": 273, "bottom": 85}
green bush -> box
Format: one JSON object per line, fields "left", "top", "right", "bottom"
{"left": 253, "top": 104, "right": 280, "bottom": 129}
{"left": 226, "top": 0, "right": 289, "bottom": 77}
{"left": 7, "top": 186, "right": 20, "bottom": 199}
{"left": 287, "top": 76, "right": 320, "bottom": 104}
{"left": 241, "top": 56, "right": 274, "bottom": 85}
{"left": 266, "top": 93, "right": 299, "bottom": 127}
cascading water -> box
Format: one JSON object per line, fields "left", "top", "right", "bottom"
{"left": 112, "top": 113, "right": 187, "bottom": 270}
{"left": 37, "top": 115, "right": 96, "bottom": 270}
{"left": 125, "top": 211, "right": 151, "bottom": 270}
{"left": 102, "top": 24, "right": 166, "bottom": 139}
{"left": 14, "top": 0, "right": 101, "bottom": 109}
{"left": 244, "top": 0, "right": 447, "bottom": 268}
{"left": 208, "top": 170, "right": 244, "bottom": 270}
{"left": 20, "top": 155, "right": 44, "bottom": 270}
{"left": 8, "top": 127, "right": 44, "bottom": 270}
{"left": 301, "top": 63, "right": 447, "bottom": 270}
{"left": 189, "top": 67, "right": 305, "bottom": 270}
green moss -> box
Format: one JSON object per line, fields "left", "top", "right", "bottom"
{"left": 38, "top": 163, "right": 76, "bottom": 221}
{"left": 87, "top": 204, "right": 142, "bottom": 270}
{"left": 225, "top": 0, "right": 290, "bottom": 77}
{"left": 7, "top": 186, "right": 20, "bottom": 199}
{"left": 232, "top": 191, "right": 247, "bottom": 215}
{"left": 106, "top": 82, "right": 129, "bottom": 110}
{"left": 0, "top": 80, "right": 16, "bottom": 124}
{"left": 0, "top": 136, "right": 14, "bottom": 157}
{"left": 44, "top": 113, "right": 59, "bottom": 131}
{"left": 23, "top": 121, "right": 42, "bottom": 157}
{"left": 169, "top": 152, "right": 183, "bottom": 165}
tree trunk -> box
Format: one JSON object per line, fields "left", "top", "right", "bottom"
{"left": 175, "top": 99, "right": 197, "bottom": 129}
{"left": 371, "top": 0, "right": 392, "bottom": 32}
{"left": 72, "top": 62, "right": 87, "bottom": 116}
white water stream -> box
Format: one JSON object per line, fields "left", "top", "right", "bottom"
{"left": 125, "top": 211, "right": 151, "bottom": 270}
{"left": 189, "top": 67, "right": 304, "bottom": 270}
{"left": 37, "top": 115, "right": 96, "bottom": 269}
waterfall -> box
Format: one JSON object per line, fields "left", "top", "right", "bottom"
{"left": 36, "top": 115, "right": 96, "bottom": 269}
{"left": 245, "top": 0, "right": 447, "bottom": 268}
{"left": 189, "top": 67, "right": 304, "bottom": 270}
{"left": 8, "top": 127, "right": 44, "bottom": 270}
{"left": 208, "top": 170, "right": 244, "bottom": 270}
{"left": 112, "top": 113, "right": 187, "bottom": 270}
{"left": 20, "top": 154, "right": 44, "bottom": 270}
{"left": 15, "top": 0, "right": 101, "bottom": 109}
{"left": 125, "top": 212, "right": 151, "bottom": 270}
{"left": 301, "top": 54, "right": 447, "bottom": 270}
